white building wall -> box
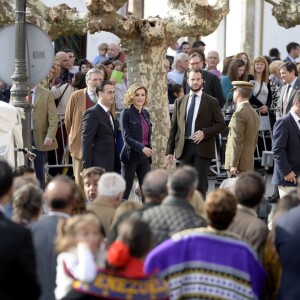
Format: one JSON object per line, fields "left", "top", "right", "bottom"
{"left": 42, "top": 0, "right": 300, "bottom": 63}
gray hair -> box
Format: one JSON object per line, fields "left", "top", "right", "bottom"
{"left": 173, "top": 53, "right": 189, "bottom": 69}
{"left": 98, "top": 172, "right": 126, "bottom": 198}
{"left": 85, "top": 68, "right": 103, "bottom": 82}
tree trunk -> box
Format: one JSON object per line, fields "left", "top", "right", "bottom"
{"left": 123, "top": 36, "right": 170, "bottom": 168}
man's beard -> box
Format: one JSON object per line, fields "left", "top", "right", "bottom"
{"left": 189, "top": 85, "right": 202, "bottom": 92}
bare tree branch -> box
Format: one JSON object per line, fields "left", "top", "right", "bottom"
{"left": 265, "top": 0, "right": 300, "bottom": 29}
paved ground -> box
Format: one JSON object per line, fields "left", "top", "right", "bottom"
{"left": 129, "top": 172, "right": 275, "bottom": 202}
{"left": 208, "top": 173, "right": 274, "bottom": 197}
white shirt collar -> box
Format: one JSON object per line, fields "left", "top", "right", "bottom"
{"left": 287, "top": 55, "right": 296, "bottom": 63}
{"left": 290, "top": 110, "right": 300, "bottom": 126}
{"left": 87, "top": 88, "right": 96, "bottom": 97}
{"left": 189, "top": 89, "right": 202, "bottom": 99}
{"left": 98, "top": 102, "right": 110, "bottom": 113}
{"left": 48, "top": 211, "right": 70, "bottom": 219}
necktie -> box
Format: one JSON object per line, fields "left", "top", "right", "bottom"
{"left": 92, "top": 93, "right": 97, "bottom": 103}
{"left": 107, "top": 111, "right": 114, "bottom": 129}
{"left": 283, "top": 84, "right": 291, "bottom": 115}
{"left": 185, "top": 94, "right": 197, "bottom": 138}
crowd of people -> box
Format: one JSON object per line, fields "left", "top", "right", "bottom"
{"left": 1, "top": 39, "right": 300, "bottom": 299}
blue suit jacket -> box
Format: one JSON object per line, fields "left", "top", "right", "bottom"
{"left": 272, "top": 112, "right": 300, "bottom": 186}
{"left": 120, "top": 105, "right": 152, "bottom": 163}
{"left": 275, "top": 205, "right": 300, "bottom": 300}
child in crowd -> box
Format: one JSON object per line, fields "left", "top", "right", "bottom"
{"left": 93, "top": 43, "right": 108, "bottom": 65}
{"left": 81, "top": 167, "right": 105, "bottom": 204}
{"left": 63, "top": 219, "right": 168, "bottom": 300}
{"left": 54, "top": 213, "right": 105, "bottom": 300}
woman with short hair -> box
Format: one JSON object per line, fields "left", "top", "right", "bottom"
{"left": 120, "top": 84, "right": 153, "bottom": 200}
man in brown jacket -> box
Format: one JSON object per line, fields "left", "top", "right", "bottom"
{"left": 87, "top": 172, "right": 125, "bottom": 237}
{"left": 30, "top": 85, "right": 58, "bottom": 189}
{"left": 166, "top": 67, "right": 225, "bottom": 198}
{"left": 65, "top": 68, "right": 104, "bottom": 189}
{"left": 225, "top": 81, "right": 260, "bottom": 176}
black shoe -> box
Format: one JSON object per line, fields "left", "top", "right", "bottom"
{"left": 268, "top": 194, "right": 279, "bottom": 204}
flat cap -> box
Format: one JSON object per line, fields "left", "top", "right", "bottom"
{"left": 231, "top": 81, "right": 254, "bottom": 91}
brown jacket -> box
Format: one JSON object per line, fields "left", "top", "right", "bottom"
{"left": 65, "top": 88, "right": 88, "bottom": 159}
{"left": 87, "top": 197, "right": 116, "bottom": 237}
{"left": 228, "top": 205, "right": 269, "bottom": 261}
{"left": 166, "top": 92, "right": 226, "bottom": 159}
{"left": 225, "top": 102, "right": 260, "bottom": 171}
{"left": 32, "top": 86, "right": 58, "bottom": 151}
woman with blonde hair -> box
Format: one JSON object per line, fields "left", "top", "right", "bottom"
{"left": 120, "top": 83, "right": 153, "bottom": 200}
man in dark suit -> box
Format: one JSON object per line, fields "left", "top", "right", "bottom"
{"left": 272, "top": 91, "right": 300, "bottom": 198}
{"left": 277, "top": 62, "right": 300, "bottom": 119}
{"left": 166, "top": 67, "right": 226, "bottom": 197}
{"left": 283, "top": 42, "right": 300, "bottom": 64}
{"left": 275, "top": 198, "right": 300, "bottom": 300}
{"left": 184, "top": 52, "right": 224, "bottom": 108}
{"left": 82, "top": 80, "right": 121, "bottom": 172}
{"left": 29, "top": 176, "right": 77, "bottom": 300}
{"left": 0, "top": 161, "right": 40, "bottom": 300}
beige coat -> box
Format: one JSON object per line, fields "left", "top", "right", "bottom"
{"left": 87, "top": 197, "right": 116, "bottom": 237}
{"left": 32, "top": 86, "right": 58, "bottom": 151}
{"left": 225, "top": 102, "right": 260, "bottom": 171}
{"left": 65, "top": 88, "right": 88, "bottom": 159}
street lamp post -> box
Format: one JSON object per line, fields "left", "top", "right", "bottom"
{"left": 10, "top": 0, "right": 31, "bottom": 162}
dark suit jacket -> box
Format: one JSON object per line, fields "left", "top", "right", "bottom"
{"left": 275, "top": 205, "right": 300, "bottom": 300}
{"left": 283, "top": 56, "right": 294, "bottom": 63}
{"left": 272, "top": 112, "right": 300, "bottom": 186}
{"left": 0, "top": 212, "right": 40, "bottom": 300}
{"left": 120, "top": 105, "right": 152, "bottom": 163}
{"left": 166, "top": 92, "right": 226, "bottom": 159}
{"left": 29, "top": 215, "right": 61, "bottom": 300}
{"left": 82, "top": 103, "right": 121, "bottom": 171}
{"left": 183, "top": 70, "right": 224, "bottom": 107}
{"left": 276, "top": 78, "right": 300, "bottom": 119}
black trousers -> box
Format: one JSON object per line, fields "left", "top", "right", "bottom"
{"left": 179, "top": 140, "right": 211, "bottom": 198}
{"left": 121, "top": 158, "right": 151, "bottom": 200}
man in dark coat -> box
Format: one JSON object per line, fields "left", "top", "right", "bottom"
{"left": 82, "top": 80, "right": 120, "bottom": 172}
{"left": 0, "top": 161, "right": 40, "bottom": 300}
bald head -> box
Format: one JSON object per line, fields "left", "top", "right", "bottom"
{"left": 55, "top": 51, "right": 69, "bottom": 71}
{"left": 142, "top": 169, "right": 169, "bottom": 202}
{"left": 45, "top": 176, "right": 77, "bottom": 212}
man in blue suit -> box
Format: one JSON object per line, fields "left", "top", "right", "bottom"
{"left": 275, "top": 178, "right": 300, "bottom": 300}
{"left": 272, "top": 90, "right": 300, "bottom": 198}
